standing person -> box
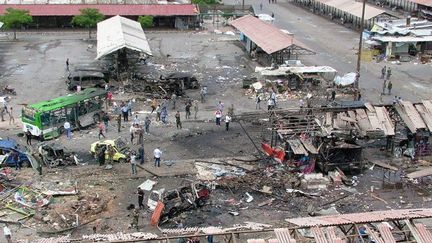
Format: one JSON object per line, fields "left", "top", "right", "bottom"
{"left": 130, "top": 152, "right": 137, "bottom": 175}
{"left": 64, "top": 120, "right": 71, "bottom": 139}
{"left": 227, "top": 104, "right": 234, "bottom": 117}
{"left": 117, "top": 114, "right": 121, "bottom": 133}
{"left": 150, "top": 99, "right": 157, "bottom": 113}
{"left": 160, "top": 107, "right": 168, "bottom": 124}
{"left": 217, "top": 101, "right": 224, "bottom": 113}
{"left": 107, "top": 145, "right": 115, "bottom": 165}
{"left": 0, "top": 105, "right": 5, "bottom": 122}
{"left": 153, "top": 147, "right": 162, "bottom": 167}
{"left": 133, "top": 114, "right": 140, "bottom": 126}
{"left": 225, "top": 114, "right": 232, "bottom": 131}
{"left": 144, "top": 117, "right": 151, "bottom": 134}
{"left": 98, "top": 122, "right": 106, "bottom": 140}
{"left": 381, "top": 66, "right": 386, "bottom": 79}
{"left": 8, "top": 107, "right": 14, "bottom": 125}
{"left": 11, "top": 151, "right": 19, "bottom": 170}
{"left": 200, "top": 86, "right": 207, "bottom": 103}
{"left": 137, "top": 188, "right": 145, "bottom": 209}
{"left": 387, "top": 80, "right": 393, "bottom": 95}
{"left": 386, "top": 67, "right": 392, "bottom": 80}
{"left": 171, "top": 93, "right": 177, "bottom": 109}
{"left": 267, "top": 98, "right": 274, "bottom": 111}
{"left": 215, "top": 110, "right": 222, "bottom": 126}
{"left": 97, "top": 146, "right": 106, "bottom": 166}
{"left": 138, "top": 126, "right": 144, "bottom": 145}
{"left": 260, "top": 2, "right": 263, "bottom": 10}
{"left": 256, "top": 93, "right": 261, "bottom": 109}
{"left": 130, "top": 124, "right": 136, "bottom": 144}
{"left": 121, "top": 105, "right": 129, "bottom": 122}
{"left": 25, "top": 130, "right": 32, "bottom": 146}
{"left": 131, "top": 207, "right": 139, "bottom": 230}
{"left": 107, "top": 91, "right": 113, "bottom": 107}
{"left": 299, "top": 99, "right": 305, "bottom": 112}
{"left": 76, "top": 85, "right": 82, "bottom": 93}
{"left": 185, "top": 102, "right": 191, "bottom": 119}
{"left": 139, "top": 145, "right": 145, "bottom": 165}
{"left": 270, "top": 90, "right": 277, "bottom": 107}
{"left": 193, "top": 101, "right": 199, "bottom": 119}
{"left": 331, "top": 90, "right": 336, "bottom": 101}
{"left": 66, "top": 58, "right": 69, "bottom": 71}
{"left": 127, "top": 100, "right": 133, "bottom": 117}
{"left": 102, "top": 113, "right": 109, "bottom": 133}
{"left": 156, "top": 105, "right": 161, "bottom": 121}
{"left": 3, "top": 223, "right": 12, "bottom": 243}
{"left": 175, "top": 111, "right": 182, "bottom": 129}
{"left": 382, "top": 79, "right": 387, "bottom": 95}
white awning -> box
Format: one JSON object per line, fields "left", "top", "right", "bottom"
{"left": 96, "top": 15, "right": 152, "bottom": 60}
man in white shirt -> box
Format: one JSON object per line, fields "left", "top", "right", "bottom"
{"left": 225, "top": 115, "right": 232, "bottom": 131}
{"left": 4, "top": 224, "right": 12, "bottom": 243}
{"left": 64, "top": 121, "right": 71, "bottom": 139}
{"left": 130, "top": 152, "right": 137, "bottom": 175}
{"left": 153, "top": 147, "right": 162, "bottom": 167}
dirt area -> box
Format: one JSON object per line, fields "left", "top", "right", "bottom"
{"left": 0, "top": 26, "right": 432, "bottom": 242}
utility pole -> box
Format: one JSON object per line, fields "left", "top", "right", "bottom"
{"left": 355, "top": 0, "right": 366, "bottom": 100}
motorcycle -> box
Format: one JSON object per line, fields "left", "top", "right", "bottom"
{"left": 3, "top": 86, "right": 16, "bottom": 95}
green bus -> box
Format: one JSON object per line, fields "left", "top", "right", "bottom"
{"left": 22, "top": 88, "right": 108, "bottom": 140}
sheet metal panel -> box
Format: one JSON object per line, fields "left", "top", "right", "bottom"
{"left": 286, "top": 208, "right": 432, "bottom": 227}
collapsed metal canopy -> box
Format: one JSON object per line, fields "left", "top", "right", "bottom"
{"left": 230, "top": 15, "right": 313, "bottom": 55}
{"left": 96, "top": 15, "right": 152, "bottom": 60}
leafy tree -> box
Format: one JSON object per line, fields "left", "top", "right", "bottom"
{"left": 192, "top": 0, "right": 217, "bottom": 5}
{"left": 0, "top": 8, "right": 32, "bottom": 40}
{"left": 138, "top": 16, "right": 154, "bottom": 28}
{"left": 71, "top": 8, "right": 104, "bottom": 39}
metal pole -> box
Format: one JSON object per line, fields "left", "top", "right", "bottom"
{"left": 354, "top": 0, "right": 366, "bottom": 100}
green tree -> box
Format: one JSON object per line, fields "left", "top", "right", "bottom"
{"left": 138, "top": 16, "right": 154, "bottom": 28}
{"left": 191, "top": 0, "right": 217, "bottom": 4}
{"left": 71, "top": 8, "right": 104, "bottom": 39}
{"left": 0, "top": 8, "right": 32, "bottom": 40}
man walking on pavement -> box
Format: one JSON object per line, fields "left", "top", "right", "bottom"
{"left": 386, "top": 67, "right": 392, "bottom": 80}
{"left": 171, "top": 93, "right": 177, "bottom": 109}
{"left": 64, "top": 120, "right": 71, "bottom": 139}
{"left": 130, "top": 152, "right": 137, "bottom": 175}
{"left": 387, "top": 80, "right": 393, "bottom": 95}
{"left": 8, "top": 107, "right": 14, "bottom": 125}
{"left": 66, "top": 58, "right": 69, "bottom": 71}
{"left": 175, "top": 111, "right": 182, "bottom": 129}
{"left": 185, "top": 101, "right": 191, "bottom": 119}
{"left": 98, "top": 122, "right": 106, "bottom": 140}
{"left": 381, "top": 66, "right": 386, "bottom": 79}
{"left": 121, "top": 104, "right": 129, "bottom": 122}
{"left": 153, "top": 147, "right": 162, "bottom": 167}
{"left": 131, "top": 207, "right": 139, "bottom": 230}
{"left": 102, "top": 113, "right": 109, "bottom": 133}
{"left": 107, "top": 145, "right": 115, "bottom": 165}
{"left": 225, "top": 114, "right": 232, "bottom": 131}
{"left": 130, "top": 124, "right": 136, "bottom": 144}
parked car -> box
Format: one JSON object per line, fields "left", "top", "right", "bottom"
{"left": 0, "top": 139, "right": 31, "bottom": 168}
{"left": 90, "top": 138, "right": 129, "bottom": 163}
{"left": 67, "top": 71, "right": 108, "bottom": 91}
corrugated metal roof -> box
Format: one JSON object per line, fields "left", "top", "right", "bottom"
{"left": 0, "top": 4, "right": 199, "bottom": 16}
{"left": 286, "top": 208, "right": 432, "bottom": 227}
{"left": 230, "top": 15, "right": 311, "bottom": 55}
{"left": 96, "top": 15, "right": 152, "bottom": 59}
{"left": 410, "top": 0, "right": 432, "bottom": 7}
{"left": 315, "top": 0, "right": 385, "bottom": 20}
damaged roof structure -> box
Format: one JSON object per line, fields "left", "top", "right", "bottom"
{"left": 96, "top": 15, "right": 152, "bottom": 60}
{"left": 230, "top": 15, "right": 315, "bottom": 64}
{"left": 370, "top": 17, "right": 432, "bottom": 59}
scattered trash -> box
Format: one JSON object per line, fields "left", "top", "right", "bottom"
{"left": 245, "top": 192, "right": 254, "bottom": 203}
{"left": 229, "top": 211, "right": 239, "bottom": 216}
